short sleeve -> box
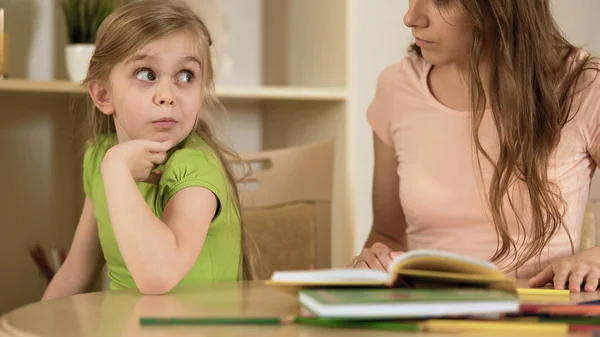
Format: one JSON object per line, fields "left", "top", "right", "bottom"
{"left": 583, "top": 83, "right": 600, "bottom": 155}
{"left": 82, "top": 144, "right": 97, "bottom": 198}
{"left": 367, "top": 64, "right": 403, "bottom": 147}
{"left": 159, "top": 149, "right": 230, "bottom": 222}
{"left": 82, "top": 135, "right": 115, "bottom": 200}
{"left": 560, "top": 52, "right": 600, "bottom": 156}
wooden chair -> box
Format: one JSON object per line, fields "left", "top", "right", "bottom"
{"left": 231, "top": 141, "right": 334, "bottom": 280}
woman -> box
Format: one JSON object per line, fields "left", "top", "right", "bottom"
{"left": 351, "top": 0, "right": 600, "bottom": 293}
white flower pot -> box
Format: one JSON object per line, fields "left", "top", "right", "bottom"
{"left": 65, "top": 44, "right": 95, "bottom": 83}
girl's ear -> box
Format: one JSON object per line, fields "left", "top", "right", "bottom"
{"left": 88, "top": 80, "right": 115, "bottom": 116}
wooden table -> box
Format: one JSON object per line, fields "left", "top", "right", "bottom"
{"left": 1, "top": 280, "right": 600, "bottom": 337}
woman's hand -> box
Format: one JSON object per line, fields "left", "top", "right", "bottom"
{"left": 101, "top": 139, "right": 173, "bottom": 184}
{"left": 348, "top": 242, "right": 404, "bottom": 271}
{"left": 528, "top": 247, "right": 600, "bottom": 292}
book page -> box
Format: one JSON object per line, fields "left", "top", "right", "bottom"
{"left": 269, "top": 268, "right": 389, "bottom": 284}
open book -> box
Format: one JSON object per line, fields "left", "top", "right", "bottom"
{"left": 266, "top": 249, "right": 517, "bottom": 294}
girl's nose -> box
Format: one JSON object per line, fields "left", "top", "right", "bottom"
{"left": 154, "top": 84, "right": 176, "bottom": 106}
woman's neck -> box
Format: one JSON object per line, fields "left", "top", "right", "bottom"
{"left": 428, "top": 59, "right": 491, "bottom": 112}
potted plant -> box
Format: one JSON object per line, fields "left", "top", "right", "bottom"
{"left": 56, "top": 0, "right": 117, "bottom": 82}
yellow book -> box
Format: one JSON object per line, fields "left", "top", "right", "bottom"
{"left": 266, "top": 249, "right": 517, "bottom": 294}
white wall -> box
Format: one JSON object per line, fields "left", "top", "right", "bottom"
{"left": 551, "top": 0, "right": 600, "bottom": 56}
{"left": 214, "top": 0, "right": 262, "bottom": 154}
{"left": 349, "top": 0, "right": 411, "bottom": 254}
{"left": 349, "top": 1, "right": 600, "bottom": 256}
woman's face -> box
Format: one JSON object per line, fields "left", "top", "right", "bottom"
{"left": 404, "top": 0, "right": 474, "bottom": 67}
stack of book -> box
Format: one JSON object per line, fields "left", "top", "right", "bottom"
{"left": 265, "top": 249, "right": 598, "bottom": 334}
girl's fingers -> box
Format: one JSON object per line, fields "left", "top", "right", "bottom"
{"left": 144, "top": 171, "right": 162, "bottom": 185}
{"left": 144, "top": 139, "right": 173, "bottom": 153}
{"left": 151, "top": 152, "right": 168, "bottom": 165}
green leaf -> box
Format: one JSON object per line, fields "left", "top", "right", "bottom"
{"left": 57, "top": 0, "right": 116, "bottom": 43}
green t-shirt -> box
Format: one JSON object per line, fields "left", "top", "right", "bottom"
{"left": 83, "top": 134, "right": 241, "bottom": 290}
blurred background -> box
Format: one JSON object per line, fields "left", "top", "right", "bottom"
{"left": 0, "top": 0, "right": 599, "bottom": 316}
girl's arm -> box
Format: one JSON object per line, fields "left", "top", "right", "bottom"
{"left": 42, "top": 197, "right": 105, "bottom": 301}
{"left": 364, "top": 131, "right": 408, "bottom": 251}
{"left": 101, "top": 163, "right": 217, "bottom": 295}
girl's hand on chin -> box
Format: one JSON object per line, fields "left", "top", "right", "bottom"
{"left": 101, "top": 138, "right": 173, "bottom": 184}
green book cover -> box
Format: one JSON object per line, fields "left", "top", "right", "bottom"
{"left": 300, "top": 288, "right": 518, "bottom": 305}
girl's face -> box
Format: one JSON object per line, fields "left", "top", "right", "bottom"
{"left": 404, "top": 0, "right": 473, "bottom": 67}
{"left": 95, "top": 30, "right": 203, "bottom": 144}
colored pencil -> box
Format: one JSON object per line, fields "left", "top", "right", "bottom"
{"left": 424, "top": 319, "right": 569, "bottom": 334}
{"left": 542, "top": 305, "right": 600, "bottom": 316}
{"left": 29, "top": 245, "right": 54, "bottom": 283}
{"left": 140, "top": 316, "right": 295, "bottom": 326}
{"left": 140, "top": 315, "right": 576, "bottom": 335}
{"left": 294, "top": 317, "right": 421, "bottom": 332}
{"left": 539, "top": 317, "right": 600, "bottom": 325}
{"left": 517, "top": 288, "right": 570, "bottom": 296}
{"left": 140, "top": 316, "right": 421, "bottom": 331}
{"left": 569, "top": 324, "right": 600, "bottom": 333}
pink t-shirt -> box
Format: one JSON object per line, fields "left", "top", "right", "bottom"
{"left": 367, "top": 53, "right": 600, "bottom": 278}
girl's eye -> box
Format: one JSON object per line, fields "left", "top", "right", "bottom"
{"left": 177, "top": 70, "right": 194, "bottom": 83}
{"left": 135, "top": 68, "right": 156, "bottom": 81}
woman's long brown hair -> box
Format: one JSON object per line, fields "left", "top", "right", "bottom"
{"left": 83, "top": 0, "right": 257, "bottom": 280}
{"left": 411, "top": 0, "right": 599, "bottom": 271}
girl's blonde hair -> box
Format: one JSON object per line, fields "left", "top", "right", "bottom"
{"left": 83, "top": 0, "right": 257, "bottom": 280}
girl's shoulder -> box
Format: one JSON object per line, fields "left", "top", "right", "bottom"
{"left": 158, "top": 136, "right": 236, "bottom": 221}
{"left": 168, "top": 135, "right": 220, "bottom": 166}
{"left": 84, "top": 134, "right": 117, "bottom": 156}
{"left": 83, "top": 134, "right": 117, "bottom": 169}
{"left": 161, "top": 135, "right": 226, "bottom": 183}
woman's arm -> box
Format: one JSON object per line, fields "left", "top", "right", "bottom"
{"left": 351, "top": 132, "right": 408, "bottom": 270}
{"left": 527, "top": 147, "right": 600, "bottom": 291}
{"left": 101, "top": 162, "right": 216, "bottom": 295}
{"left": 365, "top": 131, "right": 408, "bottom": 251}
{"left": 42, "top": 197, "right": 105, "bottom": 301}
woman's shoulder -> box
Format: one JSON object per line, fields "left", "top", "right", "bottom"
{"left": 379, "top": 53, "right": 430, "bottom": 81}
{"left": 564, "top": 49, "right": 600, "bottom": 90}
{"left": 376, "top": 53, "right": 430, "bottom": 95}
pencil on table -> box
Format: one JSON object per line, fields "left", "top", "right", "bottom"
{"left": 140, "top": 316, "right": 423, "bottom": 331}
{"left": 517, "top": 288, "right": 570, "bottom": 296}
{"left": 424, "top": 319, "right": 569, "bottom": 335}
{"left": 140, "top": 316, "right": 296, "bottom": 326}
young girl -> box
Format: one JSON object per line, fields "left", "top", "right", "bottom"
{"left": 42, "top": 0, "right": 254, "bottom": 299}
{"left": 351, "top": 0, "right": 600, "bottom": 293}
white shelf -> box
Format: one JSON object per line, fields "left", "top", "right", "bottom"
{"left": 0, "top": 79, "right": 347, "bottom": 102}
